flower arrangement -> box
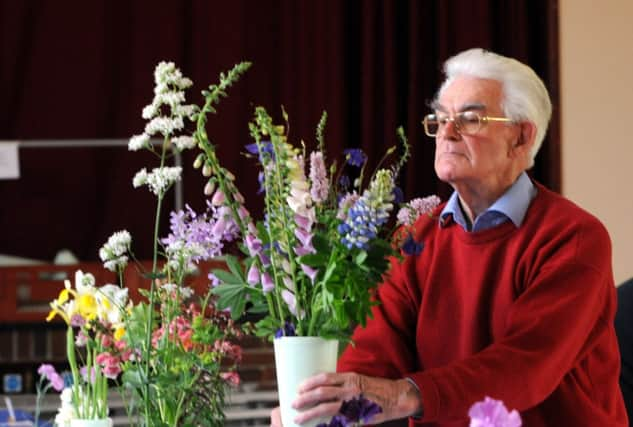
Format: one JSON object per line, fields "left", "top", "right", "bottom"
{"left": 198, "top": 103, "right": 440, "bottom": 341}
{"left": 46, "top": 270, "right": 129, "bottom": 423}
{"left": 43, "top": 61, "right": 252, "bottom": 426}
{"left": 106, "top": 61, "right": 251, "bottom": 426}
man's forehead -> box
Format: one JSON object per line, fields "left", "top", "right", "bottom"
{"left": 436, "top": 76, "right": 503, "bottom": 112}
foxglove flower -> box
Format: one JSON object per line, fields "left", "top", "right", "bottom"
{"left": 309, "top": 151, "right": 329, "bottom": 203}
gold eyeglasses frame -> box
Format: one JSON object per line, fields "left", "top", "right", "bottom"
{"left": 422, "top": 111, "right": 514, "bottom": 137}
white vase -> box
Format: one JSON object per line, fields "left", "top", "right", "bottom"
{"left": 70, "top": 418, "right": 113, "bottom": 427}
{"left": 274, "top": 336, "right": 339, "bottom": 427}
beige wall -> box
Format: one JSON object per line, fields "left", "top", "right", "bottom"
{"left": 559, "top": 0, "right": 633, "bottom": 285}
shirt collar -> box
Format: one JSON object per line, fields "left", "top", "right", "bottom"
{"left": 440, "top": 172, "right": 536, "bottom": 231}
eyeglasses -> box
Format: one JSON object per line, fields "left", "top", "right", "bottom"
{"left": 422, "top": 111, "right": 514, "bottom": 137}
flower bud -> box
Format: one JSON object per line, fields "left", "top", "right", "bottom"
{"left": 211, "top": 190, "right": 226, "bottom": 206}
{"left": 202, "top": 163, "right": 212, "bottom": 177}
{"left": 204, "top": 180, "right": 215, "bottom": 196}
{"left": 193, "top": 154, "right": 205, "bottom": 169}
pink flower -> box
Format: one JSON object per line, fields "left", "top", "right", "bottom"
{"left": 261, "top": 272, "right": 274, "bottom": 293}
{"left": 309, "top": 151, "right": 328, "bottom": 203}
{"left": 221, "top": 371, "right": 240, "bottom": 387}
{"left": 468, "top": 397, "right": 521, "bottom": 427}
{"left": 37, "top": 364, "right": 64, "bottom": 392}
{"left": 211, "top": 189, "right": 225, "bottom": 206}
{"left": 247, "top": 264, "right": 260, "bottom": 286}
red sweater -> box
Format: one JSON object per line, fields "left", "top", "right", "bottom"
{"left": 338, "top": 183, "right": 628, "bottom": 426}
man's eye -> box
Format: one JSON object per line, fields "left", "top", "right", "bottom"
{"left": 459, "top": 112, "right": 480, "bottom": 125}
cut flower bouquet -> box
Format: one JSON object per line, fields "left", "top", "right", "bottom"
{"left": 201, "top": 105, "right": 440, "bottom": 341}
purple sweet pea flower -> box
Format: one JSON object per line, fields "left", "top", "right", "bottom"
{"left": 343, "top": 148, "right": 367, "bottom": 167}
{"left": 468, "top": 397, "right": 522, "bottom": 427}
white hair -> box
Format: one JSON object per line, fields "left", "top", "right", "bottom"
{"left": 436, "top": 48, "right": 552, "bottom": 167}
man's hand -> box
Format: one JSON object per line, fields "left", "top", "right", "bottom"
{"left": 274, "top": 372, "right": 421, "bottom": 425}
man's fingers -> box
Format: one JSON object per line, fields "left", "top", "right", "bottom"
{"left": 297, "top": 372, "right": 344, "bottom": 392}
{"left": 292, "top": 385, "right": 358, "bottom": 410}
{"left": 270, "top": 406, "right": 282, "bottom": 427}
{"left": 293, "top": 401, "right": 343, "bottom": 425}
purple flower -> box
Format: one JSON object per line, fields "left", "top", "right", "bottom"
{"left": 401, "top": 234, "right": 424, "bottom": 256}
{"left": 261, "top": 272, "right": 274, "bottom": 293}
{"left": 343, "top": 148, "right": 367, "bottom": 167}
{"left": 339, "top": 396, "right": 382, "bottom": 424}
{"left": 301, "top": 264, "right": 318, "bottom": 282}
{"left": 338, "top": 175, "right": 351, "bottom": 191}
{"left": 317, "top": 396, "right": 382, "bottom": 427}
{"left": 245, "top": 233, "right": 263, "bottom": 256}
{"left": 274, "top": 321, "right": 296, "bottom": 338}
{"left": 309, "top": 151, "right": 329, "bottom": 203}
{"left": 208, "top": 272, "right": 221, "bottom": 288}
{"left": 245, "top": 141, "right": 275, "bottom": 165}
{"left": 37, "top": 364, "right": 65, "bottom": 392}
{"left": 247, "top": 264, "right": 260, "bottom": 286}
{"left": 468, "top": 397, "right": 522, "bottom": 427}
{"left": 392, "top": 186, "right": 404, "bottom": 204}
{"left": 281, "top": 290, "right": 299, "bottom": 316}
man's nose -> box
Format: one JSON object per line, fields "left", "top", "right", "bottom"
{"left": 439, "top": 119, "right": 460, "bottom": 140}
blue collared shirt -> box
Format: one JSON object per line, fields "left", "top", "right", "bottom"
{"left": 440, "top": 172, "right": 537, "bottom": 232}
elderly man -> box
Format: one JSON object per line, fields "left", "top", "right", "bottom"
{"left": 272, "top": 48, "right": 627, "bottom": 426}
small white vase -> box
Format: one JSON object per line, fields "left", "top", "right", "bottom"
{"left": 70, "top": 418, "right": 113, "bottom": 427}
{"left": 274, "top": 336, "right": 339, "bottom": 427}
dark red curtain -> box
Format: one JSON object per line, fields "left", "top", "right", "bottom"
{"left": 0, "top": 0, "right": 559, "bottom": 261}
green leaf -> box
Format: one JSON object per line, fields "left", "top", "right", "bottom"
{"left": 211, "top": 268, "right": 242, "bottom": 285}
{"left": 223, "top": 255, "right": 245, "bottom": 280}
{"left": 211, "top": 283, "right": 248, "bottom": 319}
{"left": 354, "top": 250, "right": 368, "bottom": 265}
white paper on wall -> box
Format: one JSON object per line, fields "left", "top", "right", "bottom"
{"left": 0, "top": 141, "right": 20, "bottom": 179}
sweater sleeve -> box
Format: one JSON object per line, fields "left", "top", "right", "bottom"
{"left": 337, "top": 255, "right": 422, "bottom": 379}
{"left": 408, "top": 220, "right": 617, "bottom": 423}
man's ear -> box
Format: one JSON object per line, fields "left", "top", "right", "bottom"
{"left": 511, "top": 122, "right": 537, "bottom": 159}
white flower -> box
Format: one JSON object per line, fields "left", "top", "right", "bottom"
{"left": 144, "top": 116, "right": 184, "bottom": 136}
{"left": 172, "top": 135, "right": 196, "bottom": 151}
{"left": 133, "top": 168, "right": 148, "bottom": 188}
{"left": 180, "top": 286, "right": 194, "bottom": 299}
{"left": 134, "top": 167, "right": 182, "bottom": 195}
{"left": 99, "top": 230, "right": 131, "bottom": 271}
{"left": 54, "top": 387, "right": 76, "bottom": 427}
{"left": 142, "top": 103, "right": 158, "bottom": 119}
{"left": 129, "top": 133, "right": 150, "bottom": 151}
{"left": 96, "top": 284, "right": 128, "bottom": 325}
{"left": 161, "top": 283, "right": 178, "bottom": 293}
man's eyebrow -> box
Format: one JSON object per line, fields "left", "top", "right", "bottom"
{"left": 430, "top": 101, "right": 487, "bottom": 113}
